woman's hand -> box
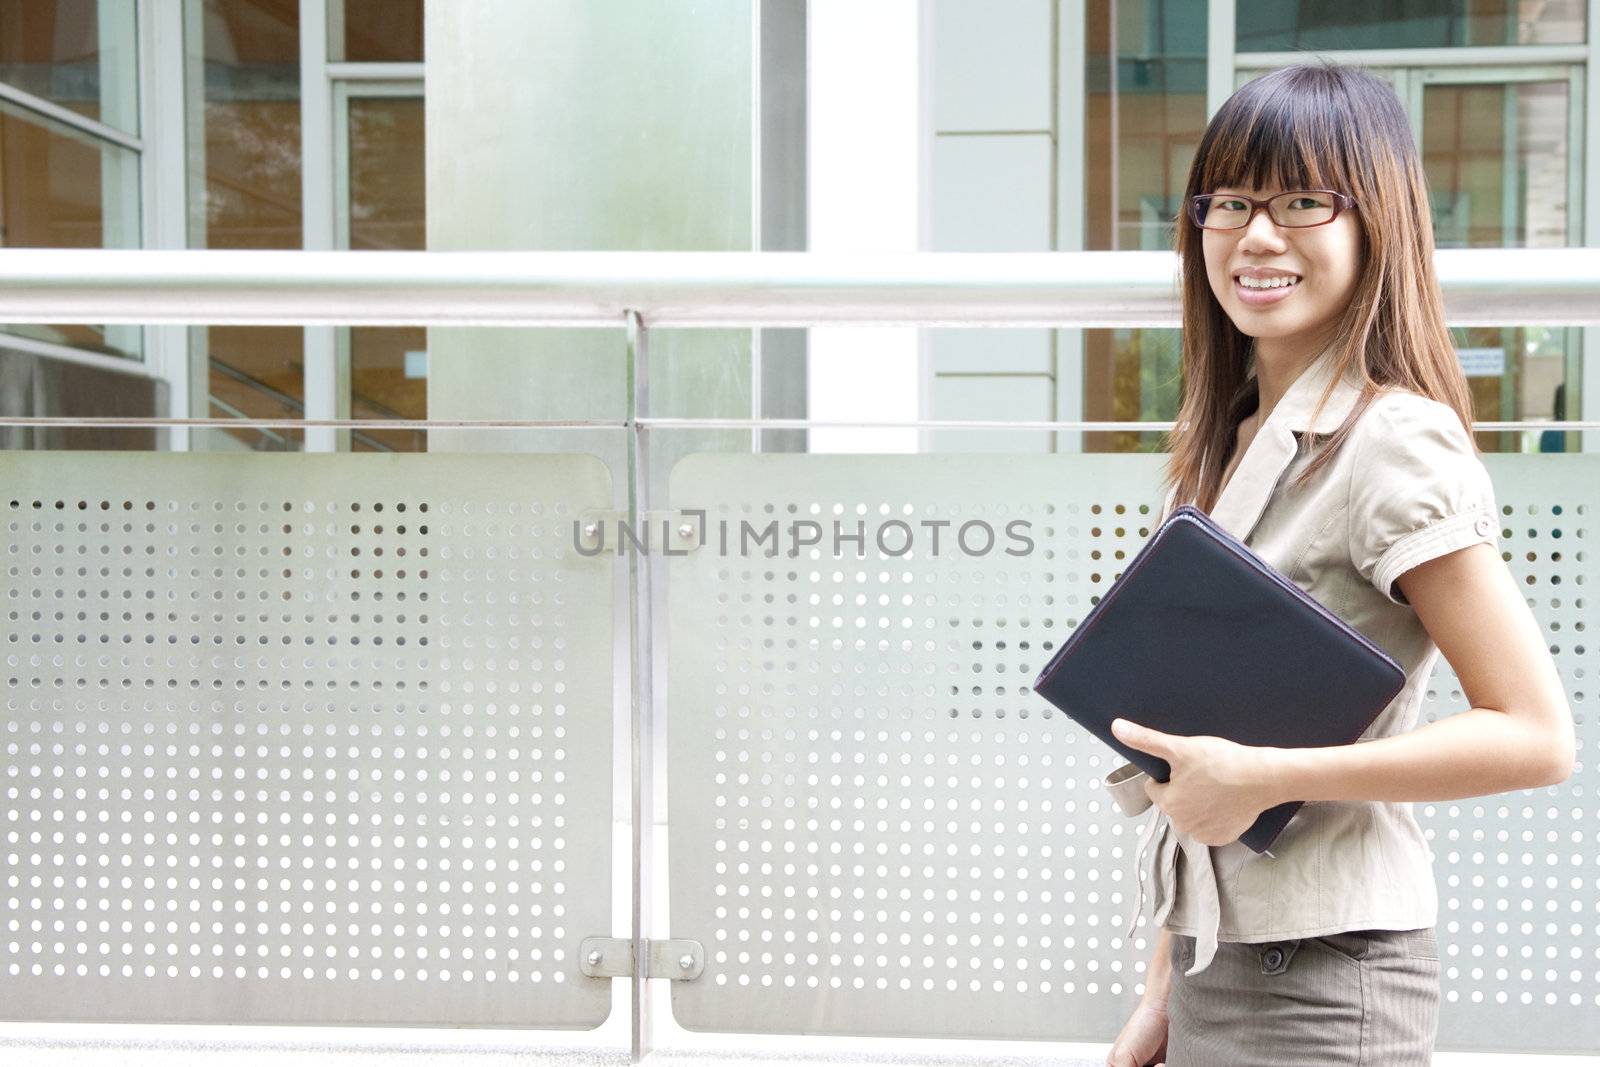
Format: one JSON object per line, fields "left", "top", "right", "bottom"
{"left": 1111, "top": 717, "right": 1282, "bottom": 847}
{"left": 1105, "top": 998, "right": 1169, "bottom": 1067}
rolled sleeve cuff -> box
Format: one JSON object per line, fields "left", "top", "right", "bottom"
{"left": 1371, "top": 502, "right": 1497, "bottom": 606}
{"left": 1105, "top": 760, "right": 1153, "bottom": 817}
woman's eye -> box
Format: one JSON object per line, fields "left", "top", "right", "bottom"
{"left": 1290, "top": 197, "right": 1318, "bottom": 209}
{"left": 1216, "top": 199, "right": 1246, "bottom": 210}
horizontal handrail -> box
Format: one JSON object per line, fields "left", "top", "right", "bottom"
{"left": 0, "top": 416, "right": 1590, "bottom": 431}
{"left": 2, "top": 248, "right": 1599, "bottom": 327}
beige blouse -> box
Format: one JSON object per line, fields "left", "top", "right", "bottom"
{"left": 1105, "top": 345, "right": 1501, "bottom": 977}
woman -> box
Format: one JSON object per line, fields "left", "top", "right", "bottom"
{"left": 1102, "top": 62, "right": 1576, "bottom": 1067}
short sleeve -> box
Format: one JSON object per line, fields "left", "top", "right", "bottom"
{"left": 1347, "top": 395, "right": 1500, "bottom": 607}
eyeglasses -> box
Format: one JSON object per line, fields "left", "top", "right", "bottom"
{"left": 1187, "top": 189, "right": 1358, "bottom": 231}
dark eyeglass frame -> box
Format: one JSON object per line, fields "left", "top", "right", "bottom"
{"left": 1186, "top": 189, "right": 1359, "bottom": 231}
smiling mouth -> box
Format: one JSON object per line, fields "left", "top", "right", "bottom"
{"left": 1231, "top": 274, "right": 1301, "bottom": 307}
{"left": 1234, "top": 275, "right": 1301, "bottom": 290}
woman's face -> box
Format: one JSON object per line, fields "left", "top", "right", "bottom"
{"left": 1201, "top": 184, "right": 1363, "bottom": 348}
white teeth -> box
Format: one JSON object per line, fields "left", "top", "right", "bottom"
{"left": 1239, "top": 275, "right": 1298, "bottom": 290}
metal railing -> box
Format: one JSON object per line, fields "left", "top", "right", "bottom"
{"left": 0, "top": 249, "right": 1596, "bottom": 1067}
{"left": 1, "top": 247, "right": 1599, "bottom": 328}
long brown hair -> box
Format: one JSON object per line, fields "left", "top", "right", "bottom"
{"left": 1165, "top": 60, "right": 1479, "bottom": 515}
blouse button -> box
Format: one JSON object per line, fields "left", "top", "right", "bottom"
{"left": 1474, "top": 516, "right": 1493, "bottom": 537}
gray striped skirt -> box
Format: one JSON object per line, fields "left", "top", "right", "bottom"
{"left": 1165, "top": 926, "right": 1440, "bottom": 1066}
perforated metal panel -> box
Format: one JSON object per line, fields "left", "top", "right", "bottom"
{"left": 666, "top": 454, "right": 1164, "bottom": 1040}
{"left": 665, "top": 452, "right": 1597, "bottom": 1049}
{"left": 0, "top": 452, "right": 614, "bottom": 1028}
{"left": 1429, "top": 454, "right": 1598, "bottom": 1052}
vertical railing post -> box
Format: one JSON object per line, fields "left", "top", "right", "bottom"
{"left": 298, "top": 0, "right": 338, "bottom": 453}
{"left": 624, "top": 309, "right": 656, "bottom": 1061}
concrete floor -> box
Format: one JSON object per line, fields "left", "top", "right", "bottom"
{"left": 1, "top": 1023, "right": 1597, "bottom": 1067}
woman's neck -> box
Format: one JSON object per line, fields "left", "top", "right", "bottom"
{"left": 1250, "top": 333, "right": 1336, "bottom": 425}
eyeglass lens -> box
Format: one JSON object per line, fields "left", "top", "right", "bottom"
{"left": 1195, "top": 192, "right": 1337, "bottom": 229}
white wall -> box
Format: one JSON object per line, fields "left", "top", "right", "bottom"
{"left": 806, "top": 0, "right": 928, "bottom": 453}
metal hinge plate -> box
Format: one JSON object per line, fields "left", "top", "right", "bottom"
{"left": 579, "top": 936, "right": 705, "bottom": 980}
{"left": 574, "top": 508, "right": 703, "bottom": 553}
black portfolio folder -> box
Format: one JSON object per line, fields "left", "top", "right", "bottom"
{"left": 1031, "top": 503, "right": 1406, "bottom": 853}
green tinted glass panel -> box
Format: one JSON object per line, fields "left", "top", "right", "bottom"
{"left": 1238, "top": 0, "right": 1585, "bottom": 51}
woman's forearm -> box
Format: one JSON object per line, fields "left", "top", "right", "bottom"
{"left": 1141, "top": 928, "right": 1172, "bottom": 1008}
{"left": 1263, "top": 705, "right": 1574, "bottom": 808}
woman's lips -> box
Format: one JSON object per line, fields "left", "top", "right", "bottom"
{"left": 1234, "top": 277, "right": 1299, "bottom": 307}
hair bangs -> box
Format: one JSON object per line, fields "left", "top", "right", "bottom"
{"left": 1193, "top": 75, "right": 1358, "bottom": 197}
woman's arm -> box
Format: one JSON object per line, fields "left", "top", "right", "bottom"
{"left": 1106, "top": 929, "right": 1173, "bottom": 1067}
{"left": 1143, "top": 928, "right": 1173, "bottom": 1007}
{"left": 1261, "top": 541, "right": 1575, "bottom": 807}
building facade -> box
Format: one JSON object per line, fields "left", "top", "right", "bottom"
{"left": 0, "top": 0, "right": 1592, "bottom": 453}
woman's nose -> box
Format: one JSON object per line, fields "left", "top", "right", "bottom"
{"left": 1238, "top": 205, "right": 1287, "bottom": 250}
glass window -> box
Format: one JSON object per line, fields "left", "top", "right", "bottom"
{"left": 346, "top": 94, "right": 425, "bottom": 452}
{"left": 0, "top": 100, "right": 138, "bottom": 248}
{"left": 332, "top": 0, "right": 423, "bottom": 62}
{"left": 1237, "top": 0, "right": 1585, "bottom": 52}
{"left": 1424, "top": 79, "right": 1569, "bottom": 248}
{"left": 1420, "top": 74, "right": 1577, "bottom": 452}
{"left": 0, "top": 100, "right": 139, "bottom": 357}
{"left": 190, "top": 0, "right": 303, "bottom": 449}
{"left": 1084, "top": 0, "right": 1205, "bottom": 453}
{"left": 0, "top": 1, "right": 140, "bottom": 360}
{"left": 0, "top": 0, "right": 139, "bottom": 134}
{"left": 200, "top": 325, "right": 309, "bottom": 452}
{"left": 348, "top": 96, "right": 424, "bottom": 250}
{"left": 193, "top": 0, "right": 302, "bottom": 250}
